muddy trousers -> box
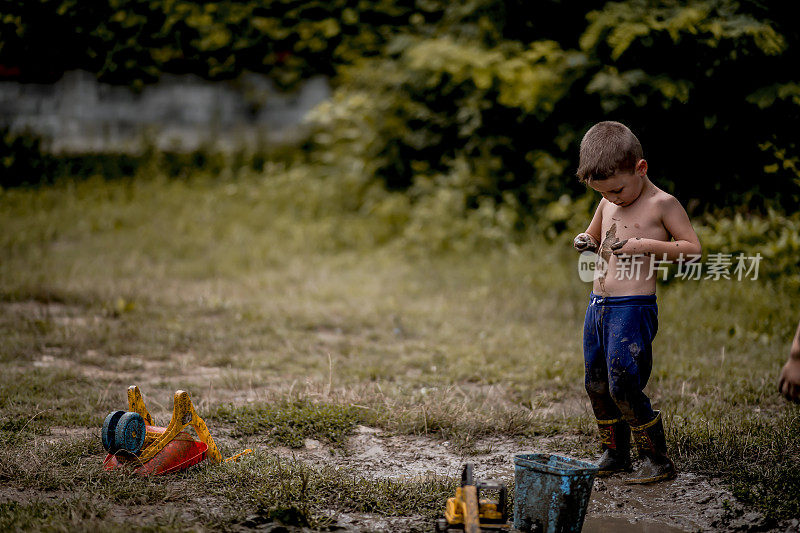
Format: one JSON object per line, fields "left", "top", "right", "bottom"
{"left": 583, "top": 293, "right": 658, "bottom": 425}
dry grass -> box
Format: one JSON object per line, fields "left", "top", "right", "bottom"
{"left": 1, "top": 171, "right": 798, "bottom": 529}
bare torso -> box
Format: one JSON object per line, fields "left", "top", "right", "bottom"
{"left": 593, "top": 181, "right": 672, "bottom": 296}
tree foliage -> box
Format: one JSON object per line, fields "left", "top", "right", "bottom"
{"left": 307, "top": 0, "right": 799, "bottom": 219}
{"left": 1, "top": 1, "right": 798, "bottom": 216}
{"left": 0, "top": 0, "right": 422, "bottom": 88}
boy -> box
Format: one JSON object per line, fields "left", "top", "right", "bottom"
{"left": 573, "top": 121, "right": 701, "bottom": 483}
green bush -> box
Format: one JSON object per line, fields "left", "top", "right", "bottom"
{"left": 0, "top": 129, "right": 56, "bottom": 188}
{"left": 0, "top": 0, "right": 424, "bottom": 89}
{"left": 4, "top": 1, "right": 798, "bottom": 213}
{"left": 696, "top": 209, "right": 800, "bottom": 282}
{"left": 304, "top": 0, "right": 799, "bottom": 219}
{"left": 0, "top": 128, "right": 273, "bottom": 187}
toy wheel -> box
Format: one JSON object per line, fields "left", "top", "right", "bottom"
{"left": 102, "top": 410, "right": 126, "bottom": 453}
{"left": 114, "top": 412, "right": 146, "bottom": 454}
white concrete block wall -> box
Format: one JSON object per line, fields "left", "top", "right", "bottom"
{"left": 0, "top": 71, "right": 331, "bottom": 153}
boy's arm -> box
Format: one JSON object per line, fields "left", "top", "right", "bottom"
{"left": 574, "top": 200, "right": 604, "bottom": 251}
{"left": 585, "top": 200, "right": 604, "bottom": 244}
{"left": 611, "top": 196, "right": 701, "bottom": 261}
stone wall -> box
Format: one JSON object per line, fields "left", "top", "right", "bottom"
{"left": 0, "top": 71, "right": 330, "bottom": 153}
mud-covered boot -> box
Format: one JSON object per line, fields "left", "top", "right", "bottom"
{"left": 626, "top": 411, "right": 676, "bottom": 484}
{"left": 595, "top": 418, "right": 632, "bottom": 476}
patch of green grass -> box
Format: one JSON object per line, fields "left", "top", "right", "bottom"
{"left": 316, "top": 467, "right": 456, "bottom": 517}
{"left": 214, "top": 400, "right": 365, "bottom": 447}
{"left": 0, "top": 499, "right": 109, "bottom": 532}
{"left": 0, "top": 367, "right": 117, "bottom": 440}
{"left": 0, "top": 436, "right": 455, "bottom": 530}
{"left": 359, "top": 385, "right": 592, "bottom": 452}
{"left": 213, "top": 384, "right": 592, "bottom": 454}
{"left": 0, "top": 437, "right": 182, "bottom": 507}
{"left": 0, "top": 499, "right": 194, "bottom": 532}
{"left": 196, "top": 451, "right": 458, "bottom": 525}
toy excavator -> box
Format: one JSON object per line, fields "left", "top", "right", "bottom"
{"left": 101, "top": 385, "right": 251, "bottom": 476}
{"left": 436, "top": 464, "right": 510, "bottom": 533}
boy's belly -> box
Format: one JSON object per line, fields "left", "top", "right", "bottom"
{"left": 592, "top": 254, "right": 658, "bottom": 296}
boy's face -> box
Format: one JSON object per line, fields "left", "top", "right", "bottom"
{"left": 588, "top": 160, "right": 647, "bottom": 207}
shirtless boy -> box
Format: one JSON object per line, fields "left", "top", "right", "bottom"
{"left": 573, "top": 121, "right": 702, "bottom": 483}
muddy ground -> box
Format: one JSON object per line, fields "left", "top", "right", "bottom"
{"left": 264, "top": 426, "right": 795, "bottom": 533}
{"left": 2, "top": 303, "right": 798, "bottom": 532}
{"left": 17, "top": 423, "right": 792, "bottom": 532}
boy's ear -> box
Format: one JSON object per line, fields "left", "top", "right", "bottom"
{"left": 635, "top": 159, "right": 648, "bottom": 176}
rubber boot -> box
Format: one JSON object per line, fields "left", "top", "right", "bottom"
{"left": 595, "top": 418, "right": 632, "bottom": 476}
{"left": 626, "top": 411, "right": 677, "bottom": 484}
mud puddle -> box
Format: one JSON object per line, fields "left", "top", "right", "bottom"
{"left": 583, "top": 516, "right": 685, "bottom": 533}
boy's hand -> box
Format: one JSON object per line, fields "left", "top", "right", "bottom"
{"left": 611, "top": 238, "right": 643, "bottom": 255}
{"left": 779, "top": 323, "right": 800, "bottom": 403}
{"left": 778, "top": 357, "right": 800, "bottom": 403}
{"left": 574, "top": 233, "right": 598, "bottom": 253}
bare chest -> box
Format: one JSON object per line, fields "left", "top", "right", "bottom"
{"left": 600, "top": 199, "right": 670, "bottom": 245}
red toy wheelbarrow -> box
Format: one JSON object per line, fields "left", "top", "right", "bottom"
{"left": 102, "top": 385, "right": 251, "bottom": 476}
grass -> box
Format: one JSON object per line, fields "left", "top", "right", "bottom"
{"left": 0, "top": 169, "right": 798, "bottom": 529}
{"left": 0, "top": 436, "right": 456, "bottom": 530}
{"left": 214, "top": 399, "right": 365, "bottom": 446}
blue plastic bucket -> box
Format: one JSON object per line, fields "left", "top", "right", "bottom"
{"left": 513, "top": 453, "right": 598, "bottom": 533}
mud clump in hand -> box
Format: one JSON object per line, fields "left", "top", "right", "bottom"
{"left": 575, "top": 234, "right": 599, "bottom": 253}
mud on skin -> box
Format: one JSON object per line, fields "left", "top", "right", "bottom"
{"left": 597, "top": 223, "right": 623, "bottom": 294}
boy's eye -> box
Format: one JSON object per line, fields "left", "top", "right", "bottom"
{"left": 611, "top": 188, "right": 623, "bottom": 194}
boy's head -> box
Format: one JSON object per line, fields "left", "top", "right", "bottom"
{"left": 576, "top": 121, "right": 643, "bottom": 183}
{"left": 577, "top": 121, "right": 648, "bottom": 207}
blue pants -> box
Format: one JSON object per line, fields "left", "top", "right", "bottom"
{"left": 583, "top": 293, "right": 658, "bottom": 425}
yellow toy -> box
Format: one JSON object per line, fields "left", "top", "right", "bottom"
{"left": 437, "top": 464, "right": 510, "bottom": 532}
{"left": 102, "top": 385, "right": 251, "bottom": 475}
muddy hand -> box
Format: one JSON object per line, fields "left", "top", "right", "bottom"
{"left": 610, "top": 239, "right": 629, "bottom": 255}
{"left": 574, "top": 233, "right": 598, "bottom": 253}
{"left": 778, "top": 357, "right": 800, "bottom": 403}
